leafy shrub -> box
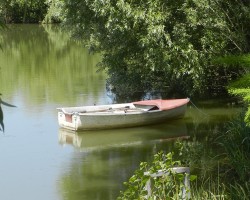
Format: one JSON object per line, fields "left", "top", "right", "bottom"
{"left": 118, "top": 152, "right": 196, "bottom": 200}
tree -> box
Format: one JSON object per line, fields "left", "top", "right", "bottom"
{"left": 0, "top": 0, "right": 48, "bottom": 23}
{"left": 43, "top": 0, "right": 64, "bottom": 24}
{"left": 63, "top": 0, "right": 249, "bottom": 98}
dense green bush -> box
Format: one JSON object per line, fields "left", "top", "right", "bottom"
{"left": 118, "top": 152, "right": 196, "bottom": 200}
{"left": 0, "top": 0, "right": 47, "bottom": 23}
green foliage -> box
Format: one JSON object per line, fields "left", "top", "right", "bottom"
{"left": 43, "top": 0, "right": 64, "bottom": 24}
{"left": 64, "top": 0, "right": 248, "bottom": 98}
{"left": 217, "top": 53, "right": 250, "bottom": 125}
{"left": 0, "top": 0, "right": 48, "bottom": 23}
{"left": 217, "top": 112, "right": 250, "bottom": 183}
{"left": 216, "top": 54, "right": 250, "bottom": 67}
{"left": 229, "top": 83, "right": 250, "bottom": 125}
{"left": 118, "top": 151, "right": 196, "bottom": 199}
{"left": 229, "top": 182, "right": 250, "bottom": 200}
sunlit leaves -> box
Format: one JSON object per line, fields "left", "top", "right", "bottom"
{"left": 217, "top": 53, "right": 250, "bottom": 125}
{"left": 118, "top": 151, "right": 195, "bottom": 199}
{"left": 43, "top": 0, "right": 64, "bottom": 23}
{"left": 190, "top": 175, "right": 197, "bottom": 181}
{"left": 228, "top": 86, "right": 250, "bottom": 125}
{"left": 229, "top": 75, "right": 250, "bottom": 89}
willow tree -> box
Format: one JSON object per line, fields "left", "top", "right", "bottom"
{"left": 64, "top": 0, "right": 249, "bottom": 98}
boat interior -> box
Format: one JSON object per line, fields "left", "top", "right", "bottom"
{"left": 58, "top": 103, "right": 160, "bottom": 115}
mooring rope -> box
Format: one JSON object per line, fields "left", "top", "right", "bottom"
{"left": 188, "top": 98, "right": 210, "bottom": 116}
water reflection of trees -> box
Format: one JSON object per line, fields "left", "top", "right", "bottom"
{"left": 59, "top": 141, "right": 183, "bottom": 200}
{"left": 0, "top": 24, "right": 105, "bottom": 106}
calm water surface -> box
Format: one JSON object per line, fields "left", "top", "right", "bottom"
{"left": 0, "top": 25, "right": 241, "bottom": 200}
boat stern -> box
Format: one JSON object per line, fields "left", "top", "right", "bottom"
{"left": 57, "top": 111, "right": 81, "bottom": 131}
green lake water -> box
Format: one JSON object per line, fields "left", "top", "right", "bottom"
{"left": 0, "top": 25, "right": 241, "bottom": 200}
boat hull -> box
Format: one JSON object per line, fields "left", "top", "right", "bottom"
{"left": 57, "top": 100, "right": 188, "bottom": 131}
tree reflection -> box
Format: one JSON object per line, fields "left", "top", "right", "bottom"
{"left": 59, "top": 141, "right": 181, "bottom": 200}
{"left": 0, "top": 24, "right": 105, "bottom": 106}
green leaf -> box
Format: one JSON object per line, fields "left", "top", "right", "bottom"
{"left": 190, "top": 175, "right": 197, "bottom": 181}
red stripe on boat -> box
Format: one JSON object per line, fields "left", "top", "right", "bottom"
{"left": 132, "top": 98, "right": 189, "bottom": 111}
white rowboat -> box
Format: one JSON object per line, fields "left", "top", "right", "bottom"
{"left": 57, "top": 98, "right": 189, "bottom": 131}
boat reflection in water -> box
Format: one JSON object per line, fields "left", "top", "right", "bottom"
{"left": 58, "top": 120, "right": 189, "bottom": 151}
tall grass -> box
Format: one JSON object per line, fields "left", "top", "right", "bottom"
{"left": 191, "top": 178, "right": 250, "bottom": 200}
{"left": 228, "top": 182, "right": 250, "bottom": 200}
{"left": 191, "top": 179, "right": 227, "bottom": 200}
{"left": 180, "top": 110, "right": 250, "bottom": 199}
{"left": 190, "top": 110, "right": 250, "bottom": 200}
{"left": 217, "top": 111, "right": 250, "bottom": 183}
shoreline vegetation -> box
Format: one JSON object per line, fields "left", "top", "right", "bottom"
{"left": 118, "top": 110, "right": 250, "bottom": 199}
{"left": 1, "top": 0, "right": 250, "bottom": 199}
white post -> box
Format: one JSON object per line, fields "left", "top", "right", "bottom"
{"left": 144, "top": 167, "right": 190, "bottom": 199}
